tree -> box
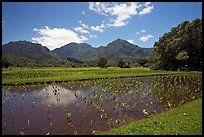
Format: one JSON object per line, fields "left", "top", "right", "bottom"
{"left": 2, "top": 58, "right": 12, "bottom": 68}
{"left": 98, "top": 57, "right": 108, "bottom": 68}
{"left": 67, "top": 57, "right": 83, "bottom": 64}
{"left": 136, "top": 58, "right": 148, "bottom": 66}
{"left": 118, "top": 59, "right": 130, "bottom": 68}
{"left": 153, "top": 18, "right": 202, "bottom": 70}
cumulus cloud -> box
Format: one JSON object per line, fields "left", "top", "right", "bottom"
{"left": 32, "top": 26, "right": 88, "bottom": 50}
{"left": 127, "top": 39, "right": 134, "bottom": 44}
{"left": 136, "top": 32, "right": 139, "bottom": 35}
{"left": 90, "top": 23, "right": 105, "bottom": 32}
{"left": 74, "top": 26, "right": 90, "bottom": 34}
{"left": 89, "top": 2, "right": 154, "bottom": 28}
{"left": 139, "top": 34, "right": 153, "bottom": 42}
{"left": 107, "top": 2, "right": 139, "bottom": 27}
{"left": 89, "top": 2, "right": 111, "bottom": 16}
{"left": 89, "top": 2, "right": 139, "bottom": 27}
{"left": 139, "top": 3, "right": 154, "bottom": 15}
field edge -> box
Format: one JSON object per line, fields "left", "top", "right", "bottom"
{"left": 98, "top": 99, "right": 202, "bottom": 135}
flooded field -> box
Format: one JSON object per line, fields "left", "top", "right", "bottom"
{"left": 2, "top": 75, "right": 202, "bottom": 135}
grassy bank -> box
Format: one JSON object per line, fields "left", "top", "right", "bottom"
{"left": 99, "top": 99, "right": 202, "bottom": 135}
{"left": 2, "top": 67, "right": 201, "bottom": 85}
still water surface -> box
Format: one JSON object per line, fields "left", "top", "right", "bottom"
{"left": 2, "top": 76, "right": 202, "bottom": 135}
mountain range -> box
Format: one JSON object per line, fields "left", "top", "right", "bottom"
{"left": 2, "top": 39, "right": 154, "bottom": 67}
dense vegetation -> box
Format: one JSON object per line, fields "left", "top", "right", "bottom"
{"left": 98, "top": 57, "right": 108, "bottom": 68}
{"left": 2, "top": 67, "right": 201, "bottom": 85}
{"left": 117, "top": 59, "right": 130, "bottom": 68}
{"left": 153, "top": 18, "right": 202, "bottom": 71}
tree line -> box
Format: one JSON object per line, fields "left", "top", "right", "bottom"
{"left": 152, "top": 18, "right": 202, "bottom": 71}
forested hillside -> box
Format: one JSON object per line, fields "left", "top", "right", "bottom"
{"left": 153, "top": 18, "right": 202, "bottom": 71}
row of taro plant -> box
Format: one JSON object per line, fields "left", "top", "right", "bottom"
{"left": 2, "top": 74, "right": 202, "bottom": 135}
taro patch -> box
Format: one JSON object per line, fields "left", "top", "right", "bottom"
{"left": 2, "top": 75, "right": 202, "bottom": 135}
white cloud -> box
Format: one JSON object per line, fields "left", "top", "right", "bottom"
{"left": 32, "top": 26, "right": 88, "bottom": 50}
{"left": 89, "top": 2, "right": 139, "bottom": 27}
{"left": 144, "top": 2, "right": 151, "bottom": 7}
{"left": 79, "top": 35, "right": 88, "bottom": 41}
{"left": 141, "top": 29, "right": 146, "bottom": 33}
{"left": 139, "top": 5, "right": 154, "bottom": 15}
{"left": 79, "top": 20, "right": 89, "bottom": 29}
{"left": 89, "top": 34, "right": 97, "bottom": 38}
{"left": 74, "top": 26, "right": 90, "bottom": 34}
{"left": 108, "top": 2, "right": 139, "bottom": 27}
{"left": 139, "top": 34, "right": 153, "bottom": 42}
{"left": 136, "top": 29, "right": 146, "bottom": 35}
{"left": 81, "top": 23, "right": 88, "bottom": 29}
{"left": 89, "top": 2, "right": 154, "bottom": 28}
{"left": 33, "top": 28, "right": 38, "bottom": 31}
{"left": 127, "top": 39, "right": 134, "bottom": 44}
{"left": 82, "top": 10, "right": 85, "bottom": 15}
{"left": 89, "top": 2, "right": 111, "bottom": 16}
{"left": 90, "top": 23, "right": 105, "bottom": 32}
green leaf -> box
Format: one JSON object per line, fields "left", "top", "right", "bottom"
{"left": 66, "top": 110, "right": 72, "bottom": 119}
{"left": 121, "top": 102, "right": 126, "bottom": 108}
{"left": 167, "top": 101, "right": 171, "bottom": 107}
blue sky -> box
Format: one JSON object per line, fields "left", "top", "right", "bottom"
{"left": 2, "top": 2, "right": 202, "bottom": 50}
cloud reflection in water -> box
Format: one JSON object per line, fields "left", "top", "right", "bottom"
{"left": 37, "top": 85, "right": 83, "bottom": 107}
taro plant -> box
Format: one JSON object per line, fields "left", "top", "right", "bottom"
{"left": 64, "top": 109, "right": 72, "bottom": 122}
{"left": 66, "top": 110, "right": 72, "bottom": 119}
{"left": 121, "top": 102, "right": 126, "bottom": 108}
{"left": 74, "top": 91, "right": 78, "bottom": 98}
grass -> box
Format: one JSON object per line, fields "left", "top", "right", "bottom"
{"left": 2, "top": 67, "right": 201, "bottom": 85}
{"left": 99, "top": 99, "right": 202, "bottom": 135}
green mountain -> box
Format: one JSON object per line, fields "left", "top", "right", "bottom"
{"left": 2, "top": 41, "right": 71, "bottom": 67}
{"left": 52, "top": 39, "right": 154, "bottom": 66}
{"left": 96, "top": 38, "right": 153, "bottom": 59}
{"left": 2, "top": 39, "right": 154, "bottom": 67}
{"left": 52, "top": 42, "right": 97, "bottom": 59}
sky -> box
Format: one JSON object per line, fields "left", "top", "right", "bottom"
{"left": 2, "top": 2, "right": 202, "bottom": 51}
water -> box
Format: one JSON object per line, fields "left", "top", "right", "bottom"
{"left": 2, "top": 75, "right": 202, "bottom": 135}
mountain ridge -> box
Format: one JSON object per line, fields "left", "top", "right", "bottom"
{"left": 2, "top": 39, "right": 154, "bottom": 67}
